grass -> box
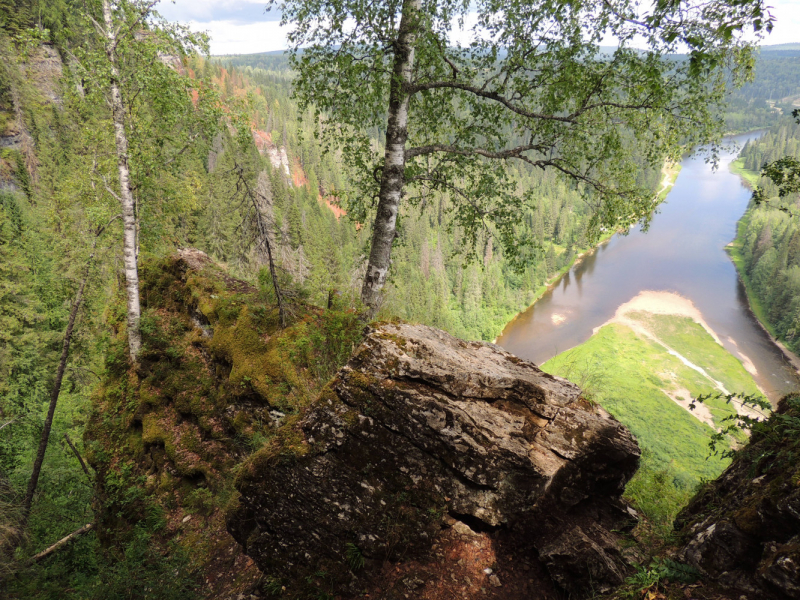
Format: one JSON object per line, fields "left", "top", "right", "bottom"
{"left": 542, "top": 315, "right": 761, "bottom": 488}
{"left": 729, "top": 158, "right": 761, "bottom": 188}
{"left": 656, "top": 163, "right": 683, "bottom": 202}
{"left": 623, "top": 450, "right": 694, "bottom": 547}
{"left": 629, "top": 312, "right": 761, "bottom": 398}
{"left": 543, "top": 311, "right": 765, "bottom": 553}
{"left": 725, "top": 213, "right": 779, "bottom": 339}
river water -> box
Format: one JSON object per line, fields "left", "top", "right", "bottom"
{"left": 496, "top": 131, "right": 800, "bottom": 401}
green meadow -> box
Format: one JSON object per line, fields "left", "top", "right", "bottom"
{"left": 542, "top": 314, "right": 761, "bottom": 489}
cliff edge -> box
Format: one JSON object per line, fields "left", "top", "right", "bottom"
{"left": 228, "top": 322, "right": 641, "bottom": 598}
{"left": 676, "top": 395, "right": 800, "bottom": 600}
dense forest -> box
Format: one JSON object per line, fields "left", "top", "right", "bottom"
{"left": 0, "top": 6, "right": 661, "bottom": 596}
{"left": 732, "top": 118, "right": 800, "bottom": 353}
{"left": 0, "top": 0, "right": 796, "bottom": 598}
{"left": 191, "top": 52, "right": 665, "bottom": 342}
{"left": 725, "top": 46, "right": 800, "bottom": 132}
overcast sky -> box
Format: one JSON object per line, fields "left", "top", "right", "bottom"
{"left": 155, "top": 0, "right": 800, "bottom": 56}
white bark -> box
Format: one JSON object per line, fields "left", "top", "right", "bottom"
{"left": 360, "top": 0, "right": 421, "bottom": 313}
{"left": 103, "top": 0, "right": 142, "bottom": 360}
{"left": 30, "top": 524, "right": 94, "bottom": 564}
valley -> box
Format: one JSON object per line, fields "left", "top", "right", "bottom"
{"left": 1, "top": 2, "right": 799, "bottom": 599}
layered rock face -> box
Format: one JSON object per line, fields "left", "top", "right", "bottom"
{"left": 228, "top": 322, "right": 641, "bottom": 598}
{"left": 676, "top": 395, "right": 800, "bottom": 600}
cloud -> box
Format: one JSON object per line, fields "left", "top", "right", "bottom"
{"left": 766, "top": 0, "right": 800, "bottom": 46}
{"left": 156, "top": 0, "right": 280, "bottom": 26}
{"left": 192, "top": 20, "right": 289, "bottom": 55}
{"left": 156, "top": 0, "right": 799, "bottom": 56}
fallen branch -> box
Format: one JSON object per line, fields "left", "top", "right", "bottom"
{"left": 0, "top": 417, "right": 19, "bottom": 432}
{"left": 29, "top": 523, "right": 93, "bottom": 564}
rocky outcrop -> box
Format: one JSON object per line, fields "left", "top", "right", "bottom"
{"left": 228, "top": 322, "right": 641, "bottom": 598}
{"left": 0, "top": 42, "right": 63, "bottom": 193}
{"left": 676, "top": 395, "right": 800, "bottom": 599}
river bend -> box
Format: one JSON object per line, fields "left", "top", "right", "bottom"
{"left": 496, "top": 131, "right": 800, "bottom": 401}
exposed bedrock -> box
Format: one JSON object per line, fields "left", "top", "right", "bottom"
{"left": 676, "top": 395, "right": 800, "bottom": 600}
{"left": 227, "top": 323, "right": 641, "bottom": 598}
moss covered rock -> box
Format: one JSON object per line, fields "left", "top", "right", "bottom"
{"left": 84, "top": 249, "right": 364, "bottom": 599}
{"left": 227, "top": 322, "right": 641, "bottom": 598}
{"left": 676, "top": 394, "right": 800, "bottom": 599}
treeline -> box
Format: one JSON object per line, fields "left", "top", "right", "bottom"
{"left": 734, "top": 119, "right": 800, "bottom": 352}
{"left": 739, "top": 120, "right": 800, "bottom": 172}
{"left": 725, "top": 48, "right": 800, "bottom": 132}
{"left": 213, "top": 53, "right": 663, "bottom": 340}
{"left": 0, "top": 18, "right": 635, "bottom": 593}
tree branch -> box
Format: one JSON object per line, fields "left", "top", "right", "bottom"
{"left": 164, "top": 133, "right": 199, "bottom": 167}
{"left": 101, "top": 176, "right": 122, "bottom": 203}
{"left": 408, "top": 80, "right": 580, "bottom": 123}
{"left": 407, "top": 141, "right": 547, "bottom": 160}
{"left": 113, "top": 0, "right": 161, "bottom": 53}
{"left": 64, "top": 433, "right": 93, "bottom": 484}
{"left": 0, "top": 417, "right": 19, "bottom": 432}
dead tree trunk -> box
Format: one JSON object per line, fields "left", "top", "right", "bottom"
{"left": 17, "top": 269, "right": 90, "bottom": 535}
{"left": 235, "top": 164, "right": 286, "bottom": 326}
{"left": 29, "top": 523, "right": 94, "bottom": 564}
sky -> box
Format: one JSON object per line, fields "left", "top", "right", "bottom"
{"left": 155, "top": 0, "right": 800, "bottom": 56}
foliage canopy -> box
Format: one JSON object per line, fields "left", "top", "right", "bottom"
{"left": 275, "top": 0, "right": 772, "bottom": 304}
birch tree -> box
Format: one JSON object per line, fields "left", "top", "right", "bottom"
{"left": 275, "top": 0, "right": 773, "bottom": 313}
{"left": 80, "top": 0, "right": 216, "bottom": 361}
{"left": 99, "top": 0, "right": 142, "bottom": 359}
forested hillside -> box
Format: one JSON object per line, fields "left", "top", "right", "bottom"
{"left": 0, "top": 7, "right": 664, "bottom": 596}
{"left": 730, "top": 119, "right": 800, "bottom": 352}
{"left": 214, "top": 47, "right": 800, "bottom": 339}
{"left": 213, "top": 52, "right": 666, "bottom": 341}
{"left": 0, "top": 0, "right": 791, "bottom": 598}
{"left": 725, "top": 46, "right": 800, "bottom": 132}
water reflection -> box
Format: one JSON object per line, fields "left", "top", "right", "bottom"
{"left": 496, "top": 131, "right": 800, "bottom": 401}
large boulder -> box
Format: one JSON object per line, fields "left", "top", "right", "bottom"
{"left": 676, "top": 395, "right": 800, "bottom": 600}
{"left": 227, "top": 322, "right": 641, "bottom": 598}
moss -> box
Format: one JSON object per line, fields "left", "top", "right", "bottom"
{"left": 86, "top": 251, "right": 367, "bottom": 590}
{"left": 141, "top": 413, "right": 169, "bottom": 449}
{"left": 733, "top": 502, "right": 762, "bottom": 535}
{"left": 375, "top": 331, "right": 408, "bottom": 350}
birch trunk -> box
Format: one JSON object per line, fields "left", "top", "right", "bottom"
{"left": 360, "top": 0, "right": 420, "bottom": 313}
{"left": 103, "top": 0, "right": 142, "bottom": 360}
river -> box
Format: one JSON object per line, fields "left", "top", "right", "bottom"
{"left": 496, "top": 131, "right": 800, "bottom": 401}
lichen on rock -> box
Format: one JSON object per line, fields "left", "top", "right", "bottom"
{"left": 676, "top": 394, "right": 800, "bottom": 600}
{"left": 228, "top": 322, "right": 642, "bottom": 598}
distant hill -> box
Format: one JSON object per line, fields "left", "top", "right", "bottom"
{"left": 216, "top": 41, "right": 800, "bottom": 132}
{"left": 761, "top": 43, "right": 800, "bottom": 52}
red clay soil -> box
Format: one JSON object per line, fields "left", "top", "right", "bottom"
{"left": 321, "top": 194, "right": 347, "bottom": 220}
{"left": 252, "top": 129, "right": 272, "bottom": 154}
{"left": 357, "top": 524, "right": 563, "bottom": 600}
{"left": 291, "top": 158, "right": 308, "bottom": 187}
